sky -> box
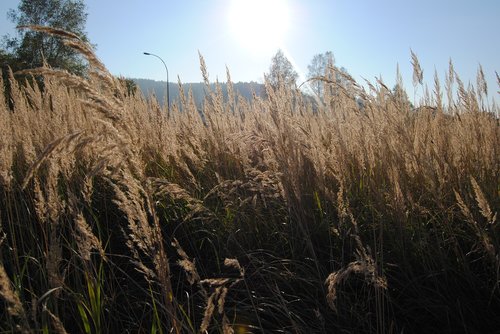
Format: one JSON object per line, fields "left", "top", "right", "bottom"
{"left": 0, "top": 0, "right": 499, "bottom": 101}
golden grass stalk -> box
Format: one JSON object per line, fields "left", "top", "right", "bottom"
{"left": 196, "top": 257, "right": 244, "bottom": 333}
{"left": 470, "top": 177, "right": 495, "bottom": 223}
{"left": 476, "top": 64, "right": 488, "bottom": 97}
{"left": 0, "top": 263, "right": 32, "bottom": 333}
{"left": 326, "top": 195, "right": 387, "bottom": 313}
{"left": 43, "top": 306, "right": 69, "bottom": 334}
{"left": 74, "top": 213, "right": 106, "bottom": 262}
{"left": 172, "top": 238, "right": 200, "bottom": 285}
{"left": 411, "top": 49, "right": 423, "bottom": 87}
{"left": 454, "top": 189, "right": 496, "bottom": 262}
{"left": 200, "top": 287, "right": 220, "bottom": 333}
{"left": 2, "top": 24, "right": 499, "bottom": 333}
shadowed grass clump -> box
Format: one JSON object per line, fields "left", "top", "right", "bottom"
{"left": 0, "top": 26, "right": 499, "bottom": 333}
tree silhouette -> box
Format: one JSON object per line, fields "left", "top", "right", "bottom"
{"left": 3, "top": 0, "right": 91, "bottom": 75}
{"left": 307, "top": 51, "right": 334, "bottom": 99}
{"left": 266, "top": 49, "right": 298, "bottom": 89}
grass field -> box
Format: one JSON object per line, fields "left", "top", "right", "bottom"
{"left": 0, "top": 28, "right": 499, "bottom": 333}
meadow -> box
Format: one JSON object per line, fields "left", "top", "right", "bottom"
{"left": 0, "top": 28, "right": 499, "bottom": 333}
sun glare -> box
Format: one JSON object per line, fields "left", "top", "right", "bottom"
{"left": 228, "top": 0, "right": 290, "bottom": 55}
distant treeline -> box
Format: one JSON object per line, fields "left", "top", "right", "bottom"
{"left": 132, "top": 78, "right": 265, "bottom": 106}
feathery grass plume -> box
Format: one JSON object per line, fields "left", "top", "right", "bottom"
{"left": 6, "top": 67, "right": 27, "bottom": 111}
{"left": 200, "top": 286, "right": 220, "bottom": 332}
{"left": 433, "top": 69, "right": 443, "bottom": 111}
{"left": 43, "top": 306, "right": 69, "bottom": 334}
{"left": 62, "top": 39, "right": 106, "bottom": 72}
{"left": 393, "top": 63, "right": 404, "bottom": 102}
{"left": 326, "top": 209, "right": 387, "bottom": 313}
{"left": 199, "top": 51, "right": 211, "bottom": 89}
{"left": 74, "top": 213, "right": 106, "bottom": 262}
{"left": 173, "top": 236, "right": 240, "bottom": 331}
{"left": 0, "top": 263, "right": 32, "bottom": 333}
{"left": 198, "top": 279, "right": 235, "bottom": 333}
{"left": 150, "top": 178, "right": 215, "bottom": 221}
{"left": 21, "top": 131, "right": 84, "bottom": 189}
{"left": 110, "top": 174, "right": 155, "bottom": 262}
{"left": 15, "top": 27, "right": 124, "bottom": 119}
{"left": 111, "top": 170, "right": 179, "bottom": 331}
{"left": 18, "top": 25, "right": 108, "bottom": 75}
{"left": 177, "top": 75, "right": 187, "bottom": 112}
{"left": 17, "top": 25, "right": 82, "bottom": 41}
{"left": 454, "top": 189, "right": 496, "bottom": 261}
{"left": 15, "top": 67, "right": 122, "bottom": 123}
{"left": 0, "top": 75, "right": 13, "bottom": 187}
{"left": 496, "top": 71, "right": 500, "bottom": 94}
{"left": 410, "top": 49, "right": 423, "bottom": 87}
{"left": 2, "top": 25, "right": 500, "bottom": 332}
{"left": 15, "top": 26, "right": 174, "bottom": 320}
{"left": 222, "top": 314, "right": 234, "bottom": 334}
{"left": 172, "top": 238, "right": 200, "bottom": 285}
{"left": 224, "top": 258, "right": 245, "bottom": 278}
{"left": 445, "top": 59, "right": 456, "bottom": 110}
{"left": 470, "top": 177, "right": 495, "bottom": 223}
{"left": 198, "top": 258, "right": 244, "bottom": 333}
{"left": 455, "top": 73, "right": 469, "bottom": 110}
{"left": 448, "top": 58, "right": 455, "bottom": 84}
{"left": 226, "top": 66, "right": 235, "bottom": 114}
{"left": 217, "top": 287, "right": 229, "bottom": 315}
{"left": 476, "top": 64, "right": 488, "bottom": 97}
{"left": 325, "top": 253, "right": 388, "bottom": 311}
{"left": 216, "top": 76, "right": 225, "bottom": 104}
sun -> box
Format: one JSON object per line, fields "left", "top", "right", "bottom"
{"left": 227, "top": 0, "right": 290, "bottom": 55}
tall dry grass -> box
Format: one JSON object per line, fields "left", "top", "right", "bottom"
{"left": 0, "top": 26, "right": 499, "bottom": 333}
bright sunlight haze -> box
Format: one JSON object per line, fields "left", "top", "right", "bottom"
{"left": 227, "top": 0, "right": 290, "bottom": 55}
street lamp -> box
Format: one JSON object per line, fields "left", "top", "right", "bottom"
{"left": 143, "top": 52, "right": 170, "bottom": 115}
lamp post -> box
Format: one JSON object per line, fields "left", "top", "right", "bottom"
{"left": 143, "top": 52, "right": 170, "bottom": 115}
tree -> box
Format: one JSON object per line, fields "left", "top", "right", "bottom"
{"left": 392, "top": 84, "right": 412, "bottom": 109}
{"left": 3, "top": 0, "right": 90, "bottom": 75}
{"left": 392, "top": 64, "right": 412, "bottom": 109}
{"left": 307, "top": 52, "right": 356, "bottom": 101}
{"left": 307, "top": 51, "right": 334, "bottom": 98}
{"left": 266, "top": 49, "right": 298, "bottom": 89}
{"left": 119, "top": 77, "right": 138, "bottom": 97}
{"left": 0, "top": 48, "right": 21, "bottom": 73}
{"left": 1, "top": 48, "right": 24, "bottom": 109}
{"left": 335, "top": 66, "right": 354, "bottom": 93}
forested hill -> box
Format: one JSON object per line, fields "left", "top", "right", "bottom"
{"left": 132, "top": 78, "right": 265, "bottom": 106}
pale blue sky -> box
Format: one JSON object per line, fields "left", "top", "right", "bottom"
{"left": 1, "top": 0, "right": 499, "bottom": 100}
